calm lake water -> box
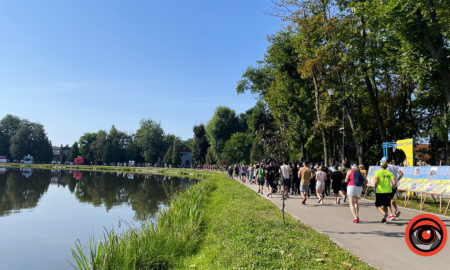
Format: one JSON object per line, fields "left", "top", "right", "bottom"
{"left": 0, "top": 167, "right": 195, "bottom": 270}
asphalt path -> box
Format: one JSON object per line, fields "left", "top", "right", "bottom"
{"left": 238, "top": 179, "right": 450, "bottom": 270}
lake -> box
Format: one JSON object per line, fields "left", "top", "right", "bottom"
{"left": 0, "top": 167, "right": 195, "bottom": 270}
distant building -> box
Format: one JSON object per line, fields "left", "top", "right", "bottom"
{"left": 180, "top": 147, "right": 192, "bottom": 168}
{"left": 0, "top": 156, "right": 8, "bottom": 163}
{"left": 52, "top": 145, "right": 70, "bottom": 163}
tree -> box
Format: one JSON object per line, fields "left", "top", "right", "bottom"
{"left": 192, "top": 124, "right": 209, "bottom": 164}
{"left": 79, "top": 132, "right": 97, "bottom": 163}
{"left": 163, "top": 145, "right": 173, "bottom": 165}
{"left": 0, "top": 114, "right": 22, "bottom": 157}
{"left": 221, "top": 133, "right": 253, "bottom": 165}
{"left": 205, "top": 106, "right": 240, "bottom": 162}
{"left": 136, "top": 119, "right": 164, "bottom": 163}
{"left": 68, "top": 142, "right": 80, "bottom": 162}
{"left": 171, "top": 139, "right": 182, "bottom": 166}
{"left": 9, "top": 122, "right": 52, "bottom": 162}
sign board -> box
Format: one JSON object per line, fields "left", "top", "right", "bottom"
{"left": 368, "top": 166, "right": 450, "bottom": 196}
{"left": 396, "top": 138, "right": 414, "bottom": 166}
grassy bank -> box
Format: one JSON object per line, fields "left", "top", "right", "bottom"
{"left": 72, "top": 171, "right": 372, "bottom": 269}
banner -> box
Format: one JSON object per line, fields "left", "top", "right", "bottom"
{"left": 396, "top": 138, "right": 414, "bottom": 166}
{"left": 367, "top": 166, "right": 450, "bottom": 196}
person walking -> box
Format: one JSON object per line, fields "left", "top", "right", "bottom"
{"left": 291, "top": 163, "right": 300, "bottom": 195}
{"left": 233, "top": 164, "right": 239, "bottom": 179}
{"left": 279, "top": 160, "right": 291, "bottom": 200}
{"left": 228, "top": 164, "right": 234, "bottom": 179}
{"left": 330, "top": 165, "right": 344, "bottom": 204}
{"left": 345, "top": 164, "right": 367, "bottom": 223}
{"left": 266, "top": 161, "right": 276, "bottom": 197}
{"left": 339, "top": 162, "right": 350, "bottom": 202}
{"left": 315, "top": 166, "right": 327, "bottom": 205}
{"left": 298, "top": 161, "right": 313, "bottom": 205}
{"left": 249, "top": 164, "right": 255, "bottom": 184}
{"left": 257, "top": 164, "right": 265, "bottom": 194}
{"left": 385, "top": 159, "right": 403, "bottom": 217}
{"left": 374, "top": 160, "right": 396, "bottom": 223}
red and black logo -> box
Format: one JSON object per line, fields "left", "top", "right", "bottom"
{"left": 405, "top": 214, "right": 447, "bottom": 256}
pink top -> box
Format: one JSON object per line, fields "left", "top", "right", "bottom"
{"left": 347, "top": 170, "right": 356, "bottom": 186}
{"left": 316, "top": 171, "right": 327, "bottom": 185}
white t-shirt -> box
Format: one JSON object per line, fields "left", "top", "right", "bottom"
{"left": 316, "top": 171, "right": 327, "bottom": 185}
{"left": 387, "top": 164, "right": 400, "bottom": 184}
{"left": 280, "top": 164, "right": 291, "bottom": 179}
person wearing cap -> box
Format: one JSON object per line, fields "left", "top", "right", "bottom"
{"left": 374, "top": 160, "right": 396, "bottom": 223}
{"left": 385, "top": 159, "right": 403, "bottom": 217}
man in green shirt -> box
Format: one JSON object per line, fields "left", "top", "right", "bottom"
{"left": 374, "top": 160, "right": 396, "bottom": 223}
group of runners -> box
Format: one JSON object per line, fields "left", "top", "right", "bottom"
{"left": 228, "top": 158, "right": 402, "bottom": 223}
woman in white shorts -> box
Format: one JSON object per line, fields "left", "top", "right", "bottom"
{"left": 315, "top": 166, "right": 327, "bottom": 205}
{"left": 345, "top": 164, "right": 367, "bottom": 223}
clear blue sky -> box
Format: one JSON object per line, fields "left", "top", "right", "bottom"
{"left": 0, "top": 0, "right": 282, "bottom": 145}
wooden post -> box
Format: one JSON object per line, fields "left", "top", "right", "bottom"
{"left": 439, "top": 195, "right": 442, "bottom": 213}
{"left": 446, "top": 200, "right": 450, "bottom": 215}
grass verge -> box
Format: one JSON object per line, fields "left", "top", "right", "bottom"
{"left": 72, "top": 177, "right": 216, "bottom": 269}
{"left": 72, "top": 170, "right": 373, "bottom": 269}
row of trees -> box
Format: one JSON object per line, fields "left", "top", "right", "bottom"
{"left": 0, "top": 115, "right": 53, "bottom": 162}
{"left": 70, "top": 119, "right": 191, "bottom": 166}
{"left": 229, "top": 0, "right": 449, "bottom": 166}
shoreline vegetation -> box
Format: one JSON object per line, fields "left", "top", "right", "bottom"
{"left": 66, "top": 169, "right": 372, "bottom": 269}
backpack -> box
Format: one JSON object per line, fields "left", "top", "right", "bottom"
{"left": 353, "top": 170, "right": 364, "bottom": 186}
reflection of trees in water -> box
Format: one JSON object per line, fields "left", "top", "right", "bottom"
{"left": 66, "top": 172, "right": 196, "bottom": 221}
{"left": 0, "top": 169, "right": 50, "bottom": 216}
{"left": 0, "top": 169, "right": 197, "bottom": 221}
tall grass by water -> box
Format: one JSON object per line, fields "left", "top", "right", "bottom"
{"left": 71, "top": 178, "right": 215, "bottom": 269}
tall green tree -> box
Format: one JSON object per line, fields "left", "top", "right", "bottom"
{"left": 221, "top": 133, "right": 253, "bottom": 165}
{"left": 79, "top": 132, "right": 97, "bottom": 163}
{"left": 136, "top": 119, "right": 164, "bottom": 163}
{"left": 68, "top": 142, "right": 80, "bottom": 162}
{"left": 192, "top": 124, "right": 209, "bottom": 164}
{"left": 205, "top": 106, "right": 240, "bottom": 162}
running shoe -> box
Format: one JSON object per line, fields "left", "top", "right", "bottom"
{"left": 267, "top": 193, "right": 270, "bottom": 197}
{"left": 387, "top": 214, "right": 395, "bottom": 221}
{"left": 381, "top": 214, "right": 387, "bottom": 223}
{"left": 353, "top": 217, "right": 359, "bottom": 223}
{"left": 344, "top": 196, "right": 347, "bottom": 203}
{"left": 301, "top": 199, "right": 306, "bottom": 205}
{"left": 394, "top": 209, "right": 401, "bottom": 217}
{"left": 337, "top": 197, "right": 341, "bottom": 204}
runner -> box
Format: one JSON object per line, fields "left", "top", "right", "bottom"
{"left": 228, "top": 164, "right": 234, "bottom": 179}
{"left": 291, "top": 163, "right": 300, "bottom": 195}
{"left": 279, "top": 160, "right": 291, "bottom": 199}
{"left": 265, "top": 161, "right": 276, "bottom": 197}
{"left": 331, "top": 165, "right": 344, "bottom": 204}
{"left": 339, "top": 162, "right": 350, "bottom": 202}
{"left": 249, "top": 164, "right": 255, "bottom": 184}
{"left": 315, "top": 166, "right": 327, "bottom": 205}
{"left": 298, "top": 161, "right": 313, "bottom": 205}
{"left": 309, "top": 163, "right": 317, "bottom": 198}
{"left": 257, "top": 164, "right": 265, "bottom": 195}
{"left": 345, "top": 164, "right": 367, "bottom": 223}
{"left": 233, "top": 164, "right": 239, "bottom": 179}
{"left": 374, "top": 160, "right": 396, "bottom": 223}
{"left": 385, "top": 158, "right": 403, "bottom": 218}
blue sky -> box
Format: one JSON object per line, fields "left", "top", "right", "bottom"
{"left": 0, "top": 0, "right": 282, "bottom": 145}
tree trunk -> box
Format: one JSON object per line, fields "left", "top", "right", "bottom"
{"left": 359, "top": 16, "right": 387, "bottom": 142}
{"left": 312, "top": 69, "right": 328, "bottom": 166}
{"left": 344, "top": 104, "right": 364, "bottom": 165}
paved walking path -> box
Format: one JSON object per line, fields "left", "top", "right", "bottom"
{"left": 239, "top": 180, "right": 450, "bottom": 270}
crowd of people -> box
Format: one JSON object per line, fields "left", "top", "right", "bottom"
{"left": 227, "top": 158, "right": 402, "bottom": 224}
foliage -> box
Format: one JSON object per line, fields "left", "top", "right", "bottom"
{"left": 192, "top": 124, "right": 209, "bottom": 164}
{"left": 205, "top": 106, "right": 240, "bottom": 162}
{"left": 136, "top": 119, "right": 165, "bottom": 163}
{"left": 68, "top": 142, "right": 80, "bottom": 162}
{"left": 222, "top": 132, "right": 253, "bottom": 165}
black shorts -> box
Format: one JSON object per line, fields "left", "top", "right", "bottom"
{"left": 332, "top": 180, "right": 342, "bottom": 195}
{"left": 341, "top": 182, "right": 348, "bottom": 192}
{"left": 282, "top": 178, "right": 290, "bottom": 187}
{"left": 265, "top": 179, "right": 273, "bottom": 187}
{"left": 257, "top": 177, "right": 265, "bottom": 185}
{"left": 391, "top": 187, "right": 397, "bottom": 198}
{"left": 375, "top": 193, "right": 392, "bottom": 207}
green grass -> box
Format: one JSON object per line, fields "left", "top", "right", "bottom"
{"left": 180, "top": 175, "right": 372, "bottom": 270}
{"left": 72, "top": 171, "right": 373, "bottom": 269}
{"left": 72, "top": 176, "right": 216, "bottom": 269}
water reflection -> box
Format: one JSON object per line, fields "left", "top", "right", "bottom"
{"left": 0, "top": 168, "right": 196, "bottom": 220}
